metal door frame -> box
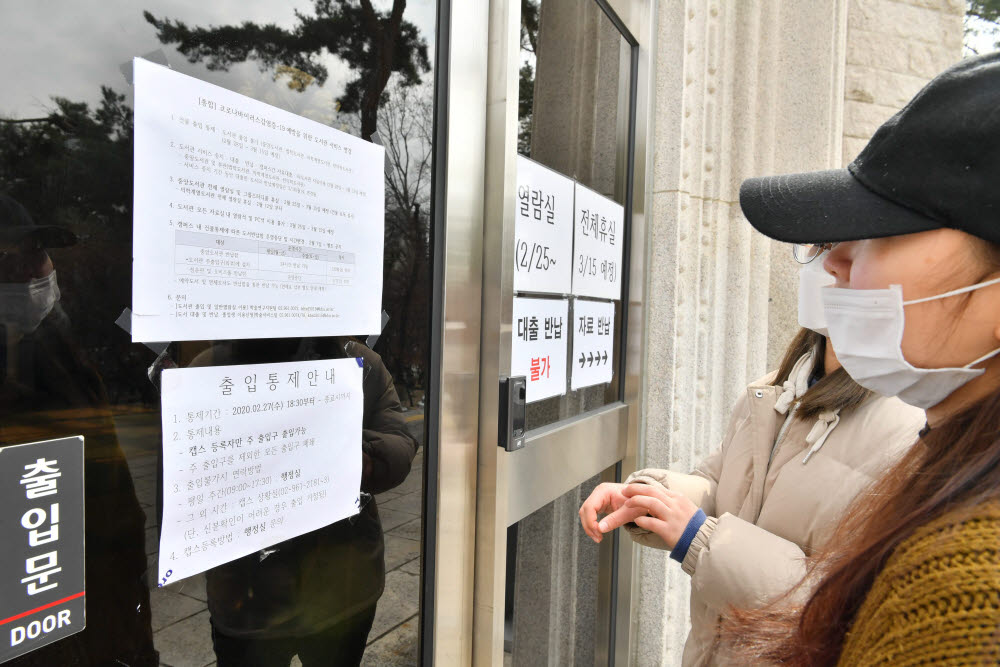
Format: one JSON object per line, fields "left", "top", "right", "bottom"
{"left": 422, "top": 0, "right": 489, "bottom": 664}
{"left": 426, "top": 0, "right": 656, "bottom": 664}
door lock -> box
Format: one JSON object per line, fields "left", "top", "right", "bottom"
{"left": 498, "top": 376, "right": 526, "bottom": 451}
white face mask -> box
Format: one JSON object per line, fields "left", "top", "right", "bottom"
{"left": 0, "top": 271, "right": 60, "bottom": 335}
{"left": 822, "top": 276, "right": 1000, "bottom": 409}
{"left": 798, "top": 259, "right": 835, "bottom": 336}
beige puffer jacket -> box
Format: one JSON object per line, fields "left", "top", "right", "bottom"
{"left": 626, "top": 352, "right": 925, "bottom": 667}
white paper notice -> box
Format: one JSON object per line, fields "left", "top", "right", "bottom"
{"left": 132, "top": 58, "right": 385, "bottom": 342}
{"left": 571, "top": 299, "right": 615, "bottom": 390}
{"left": 572, "top": 183, "right": 624, "bottom": 300}
{"left": 514, "top": 156, "right": 574, "bottom": 294}
{"left": 157, "top": 357, "right": 363, "bottom": 585}
{"left": 511, "top": 297, "right": 569, "bottom": 403}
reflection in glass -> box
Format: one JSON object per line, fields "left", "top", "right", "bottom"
{"left": 1, "top": 1, "right": 436, "bottom": 664}
{"left": 0, "top": 194, "right": 156, "bottom": 667}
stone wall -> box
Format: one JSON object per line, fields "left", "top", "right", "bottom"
{"left": 636, "top": 0, "right": 962, "bottom": 665}
{"left": 842, "top": 0, "right": 964, "bottom": 165}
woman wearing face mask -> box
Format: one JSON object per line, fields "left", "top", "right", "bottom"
{"left": 718, "top": 53, "right": 1000, "bottom": 666}
{"left": 578, "top": 256, "right": 925, "bottom": 664}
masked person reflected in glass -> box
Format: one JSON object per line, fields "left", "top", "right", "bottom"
{"left": 187, "top": 336, "right": 418, "bottom": 667}
{"left": 0, "top": 194, "right": 157, "bottom": 667}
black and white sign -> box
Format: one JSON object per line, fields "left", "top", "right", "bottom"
{"left": 0, "top": 437, "right": 85, "bottom": 663}
{"left": 572, "top": 183, "right": 624, "bottom": 300}
{"left": 511, "top": 297, "right": 569, "bottom": 403}
{"left": 132, "top": 58, "right": 386, "bottom": 342}
{"left": 158, "top": 358, "right": 363, "bottom": 585}
{"left": 514, "top": 156, "right": 574, "bottom": 295}
{"left": 571, "top": 299, "right": 615, "bottom": 390}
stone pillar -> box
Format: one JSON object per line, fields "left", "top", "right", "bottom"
{"left": 639, "top": 0, "right": 850, "bottom": 663}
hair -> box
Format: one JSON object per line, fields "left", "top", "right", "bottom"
{"left": 723, "top": 237, "right": 1000, "bottom": 666}
{"left": 770, "top": 327, "right": 873, "bottom": 419}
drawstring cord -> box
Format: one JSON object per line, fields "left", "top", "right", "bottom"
{"left": 775, "top": 350, "right": 815, "bottom": 415}
{"left": 769, "top": 348, "right": 845, "bottom": 464}
{"left": 803, "top": 410, "right": 841, "bottom": 463}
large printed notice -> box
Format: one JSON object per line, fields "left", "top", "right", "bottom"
{"left": 157, "top": 358, "right": 363, "bottom": 585}
{"left": 132, "top": 58, "right": 385, "bottom": 342}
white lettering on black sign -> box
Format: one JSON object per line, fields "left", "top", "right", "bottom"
{"left": 0, "top": 436, "right": 86, "bottom": 662}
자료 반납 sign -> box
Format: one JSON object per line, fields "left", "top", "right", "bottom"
{"left": 0, "top": 436, "right": 85, "bottom": 663}
{"left": 571, "top": 298, "right": 615, "bottom": 390}
{"left": 571, "top": 183, "right": 623, "bottom": 301}
{"left": 514, "top": 156, "right": 574, "bottom": 295}
{"left": 511, "top": 297, "right": 569, "bottom": 403}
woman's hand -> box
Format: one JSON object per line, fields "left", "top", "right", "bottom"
{"left": 579, "top": 483, "right": 641, "bottom": 543}
{"left": 596, "top": 484, "right": 699, "bottom": 549}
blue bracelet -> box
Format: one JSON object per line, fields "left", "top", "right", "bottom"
{"left": 670, "top": 509, "right": 707, "bottom": 563}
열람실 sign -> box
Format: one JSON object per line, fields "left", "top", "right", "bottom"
{"left": 514, "top": 156, "right": 574, "bottom": 295}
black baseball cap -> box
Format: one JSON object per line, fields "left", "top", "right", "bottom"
{"left": 740, "top": 52, "right": 1000, "bottom": 245}
{"left": 0, "top": 194, "right": 77, "bottom": 251}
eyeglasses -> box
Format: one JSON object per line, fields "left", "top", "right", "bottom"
{"left": 792, "top": 242, "right": 839, "bottom": 264}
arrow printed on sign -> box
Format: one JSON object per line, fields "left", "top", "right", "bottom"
{"left": 588, "top": 352, "right": 594, "bottom": 367}
{"left": 602, "top": 351, "right": 608, "bottom": 364}
{"left": 579, "top": 353, "right": 586, "bottom": 368}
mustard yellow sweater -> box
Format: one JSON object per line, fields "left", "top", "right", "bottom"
{"left": 838, "top": 500, "right": 1000, "bottom": 666}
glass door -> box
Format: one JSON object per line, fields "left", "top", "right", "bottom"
{"left": 0, "top": 2, "right": 443, "bottom": 666}
{"left": 472, "top": 0, "right": 654, "bottom": 664}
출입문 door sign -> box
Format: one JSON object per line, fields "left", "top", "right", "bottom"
{"left": 572, "top": 182, "right": 623, "bottom": 301}
{"left": 511, "top": 297, "right": 569, "bottom": 403}
{"left": 131, "top": 57, "right": 385, "bottom": 342}
{"left": 571, "top": 299, "right": 615, "bottom": 390}
{"left": 157, "top": 358, "right": 363, "bottom": 585}
{"left": 514, "top": 156, "right": 574, "bottom": 295}
{"left": 0, "top": 436, "right": 85, "bottom": 663}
